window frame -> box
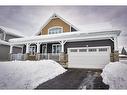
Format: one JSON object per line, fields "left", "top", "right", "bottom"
{"left": 48, "top": 26, "right": 63, "bottom": 35}
{"left": 52, "top": 44, "right": 62, "bottom": 54}
{"left": 0, "top": 29, "right": 6, "bottom": 40}
{"left": 29, "top": 45, "right": 36, "bottom": 55}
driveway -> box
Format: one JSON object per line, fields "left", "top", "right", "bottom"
{"left": 35, "top": 69, "right": 109, "bottom": 89}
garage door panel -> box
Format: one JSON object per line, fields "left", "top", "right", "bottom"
{"left": 68, "top": 46, "right": 111, "bottom": 69}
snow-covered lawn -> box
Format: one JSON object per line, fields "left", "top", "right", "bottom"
{"left": 0, "top": 60, "right": 66, "bottom": 89}
{"left": 101, "top": 60, "right": 127, "bottom": 89}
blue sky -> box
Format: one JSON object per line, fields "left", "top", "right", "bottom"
{"left": 0, "top": 6, "right": 127, "bottom": 49}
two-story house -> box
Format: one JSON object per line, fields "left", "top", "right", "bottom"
{"left": 0, "top": 26, "right": 24, "bottom": 61}
{"left": 9, "top": 14, "right": 121, "bottom": 69}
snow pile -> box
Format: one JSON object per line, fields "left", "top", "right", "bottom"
{"left": 0, "top": 60, "right": 66, "bottom": 89}
{"left": 101, "top": 60, "right": 127, "bottom": 89}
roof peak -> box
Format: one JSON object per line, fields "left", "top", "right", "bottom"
{"left": 35, "top": 13, "right": 79, "bottom": 35}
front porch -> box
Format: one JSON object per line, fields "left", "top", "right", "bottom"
{"left": 9, "top": 40, "right": 68, "bottom": 67}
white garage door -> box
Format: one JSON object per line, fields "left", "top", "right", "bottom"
{"left": 68, "top": 46, "right": 111, "bottom": 69}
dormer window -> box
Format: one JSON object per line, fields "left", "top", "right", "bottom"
{"left": 48, "top": 26, "right": 63, "bottom": 34}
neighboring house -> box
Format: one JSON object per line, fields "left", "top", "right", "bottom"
{"left": 0, "top": 26, "right": 24, "bottom": 61}
{"left": 9, "top": 14, "right": 121, "bottom": 69}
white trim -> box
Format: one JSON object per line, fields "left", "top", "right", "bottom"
{"left": 37, "top": 42, "right": 40, "bottom": 53}
{"left": 114, "top": 36, "right": 118, "bottom": 51}
{"left": 35, "top": 13, "right": 79, "bottom": 35}
{"left": 9, "top": 30, "right": 121, "bottom": 46}
{"left": 59, "top": 40, "right": 67, "bottom": 52}
{"left": 48, "top": 26, "right": 63, "bottom": 34}
{"left": 68, "top": 46, "right": 111, "bottom": 53}
{"left": 10, "top": 45, "right": 13, "bottom": 54}
{"left": 26, "top": 43, "right": 30, "bottom": 53}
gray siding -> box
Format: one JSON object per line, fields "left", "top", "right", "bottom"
{"left": 46, "top": 39, "right": 114, "bottom": 53}
{"left": 22, "top": 39, "right": 114, "bottom": 54}
{"left": 0, "top": 45, "right": 10, "bottom": 61}
{"left": 0, "top": 45, "right": 22, "bottom": 61}
{"left": 64, "top": 39, "right": 114, "bottom": 53}
{"left": 0, "top": 29, "right": 21, "bottom": 61}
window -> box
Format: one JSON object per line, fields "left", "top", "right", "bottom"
{"left": 88, "top": 48, "right": 97, "bottom": 52}
{"left": 29, "top": 46, "right": 36, "bottom": 55}
{"left": 70, "top": 49, "right": 77, "bottom": 52}
{"left": 0, "top": 30, "right": 5, "bottom": 40}
{"left": 48, "top": 27, "right": 63, "bottom": 34}
{"left": 0, "top": 33, "right": 2, "bottom": 40}
{"left": 99, "top": 48, "right": 107, "bottom": 52}
{"left": 52, "top": 44, "right": 61, "bottom": 54}
{"left": 79, "top": 49, "right": 87, "bottom": 52}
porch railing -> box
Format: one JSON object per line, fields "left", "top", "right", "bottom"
{"left": 9, "top": 53, "right": 68, "bottom": 65}
{"left": 37, "top": 53, "right": 60, "bottom": 62}
{"left": 9, "top": 53, "right": 26, "bottom": 61}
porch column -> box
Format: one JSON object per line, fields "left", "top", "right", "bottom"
{"left": 59, "top": 40, "right": 67, "bottom": 64}
{"left": 37, "top": 42, "right": 41, "bottom": 53}
{"left": 114, "top": 36, "right": 119, "bottom": 62}
{"left": 114, "top": 36, "right": 118, "bottom": 51}
{"left": 26, "top": 43, "right": 30, "bottom": 53}
{"left": 59, "top": 40, "right": 66, "bottom": 53}
{"left": 10, "top": 45, "right": 13, "bottom": 54}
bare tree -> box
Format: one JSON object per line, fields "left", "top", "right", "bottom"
{"left": 121, "top": 47, "right": 127, "bottom": 55}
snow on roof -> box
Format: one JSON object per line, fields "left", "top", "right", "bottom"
{"left": 0, "top": 39, "right": 10, "bottom": 45}
{"left": 0, "top": 26, "right": 25, "bottom": 37}
{"left": 77, "top": 22, "right": 117, "bottom": 32}
{"left": 34, "top": 13, "right": 119, "bottom": 37}
{"left": 9, "top": 30, "right": 121, "bottom": 44}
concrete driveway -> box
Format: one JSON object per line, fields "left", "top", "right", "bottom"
{"left": 35, "top": 69, "right": 109, "bottom": 89}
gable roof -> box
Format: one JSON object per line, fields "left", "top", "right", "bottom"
{"left": 0, "top": 26, "right": 25, "bottom": 37}
{"left": 35, "top": 13, "right": 79, "bottom": 35}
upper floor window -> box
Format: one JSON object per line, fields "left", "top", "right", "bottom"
{"left": 0, "top": 29, "right": 5, "bottom": 40}
{"left": 0, "top": 33, "right": 2, "bottom": 40}
{"left": 48, "top": 26, "right": 63, "bottom": 34}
